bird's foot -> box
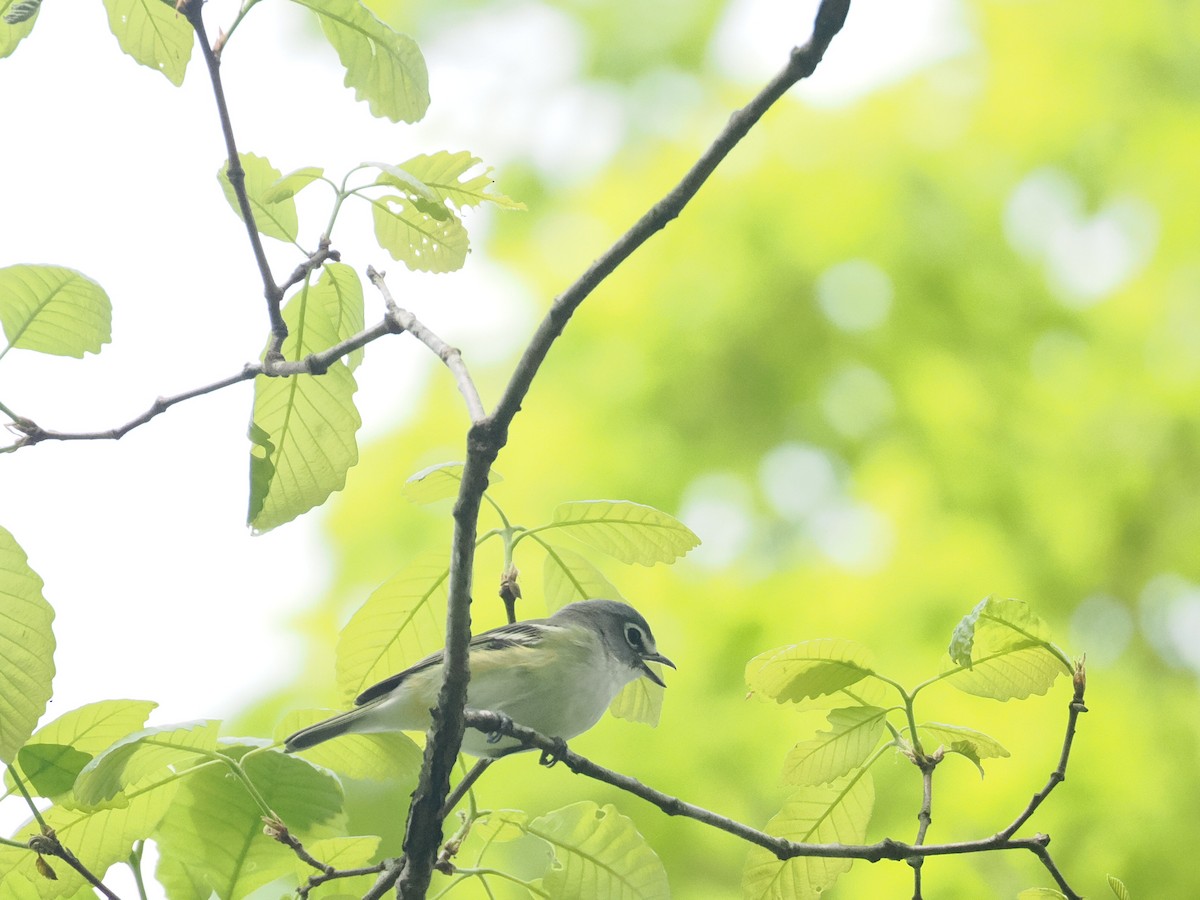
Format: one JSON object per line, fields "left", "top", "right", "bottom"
{"left": 539, "top": 737, "right": 569, "bottom": 768}
{"left": 485, "top": 712, "right": 515, "bottom": 744}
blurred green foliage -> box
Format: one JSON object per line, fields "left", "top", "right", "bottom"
{"left": 242, "top": 0, "right": 1200, "bottom": 896}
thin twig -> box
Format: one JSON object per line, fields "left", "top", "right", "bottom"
{"left": 367, "top": 267, "right": 486, "bottom": 422}
{"left": 910, "top": 754, "right": 938, "bottom": 899}
{"left": 438, "top": 759, "right": 494, "bottom": 821}
{"left": 28, "top": 831, "right": 123, "bottom": 900}
{"left": 181, "top": 0, "right": 287, "bottom": 352}
{"left": 1000, "top": 658, "right": 1088, "bottom": 840}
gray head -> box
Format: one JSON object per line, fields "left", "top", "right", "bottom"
{"left": 551, "top": 599, "right": 675, "bottom": 686}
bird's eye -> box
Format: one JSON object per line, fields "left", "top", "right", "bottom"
{"left": 624, "top": 623, "right": 646, "bottom": 651}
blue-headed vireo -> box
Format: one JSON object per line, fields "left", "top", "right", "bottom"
{"left": 284, "top": 599, "right": 674, "bottom": 758}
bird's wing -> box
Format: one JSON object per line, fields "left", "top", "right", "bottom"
{"left": 354, "top": 618, "right": 553, "bottom": 706}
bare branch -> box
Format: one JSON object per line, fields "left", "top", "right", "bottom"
{"left": 488, "top": 0, "right": 851, "bottom": 433}
{"left": 1000, "top": 657, "right": 1088, "bottom": 840}
{"left": 181, "top": 0, "right": 287, "bottom": 352}
{"left": 461, "top": 709, "right": 1079, "bottom": 900}
{"left": 367, "top": 267, "right": 486, "bottom": 422}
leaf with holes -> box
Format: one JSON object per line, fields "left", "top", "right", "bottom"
{"left": 103, "top": 0, "right": 193, "bottom": 85}
{"left": 370, "top": 192, "right": 469, "bottom": 273}
{"left": 394, "top": 151, "right": 525, "bottom": 211}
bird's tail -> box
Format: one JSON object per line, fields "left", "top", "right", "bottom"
{"left": 284, "top": 705, "right": 377, "bottom": 752}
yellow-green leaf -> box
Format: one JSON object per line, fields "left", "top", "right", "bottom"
{"left": 917, "top": 722, "right": 1010, "bottom": 776}
{"left": 336, "top": 553, "right": 447, "bottom": 700}
{"left": 401, "top": 461, "right": 502, "bottom": 505}
{"left": 782, "top": 707, "right": 888, "bottom": 786}
{"left": 541, "top": 544, "right": 625, "bottom": 611}
{"left": 155, "top": 749, "right": 344, "bottom": 900}
{"left": 103, "top": 0, "right": 193, "bottom": 85}
{"left": 528, "top": 801, "right": 669, "bottom": 900}
{"left": 745, "top": 640, "right": 875, "bottom": 704}
{"left": 218, "top": 152, "right": 300, "bottom": 243}
{"left": 545, "top": 501, "right": 701, "bottom": 566}
{"left": 74, "top": 720, "right": 220, "bottom": 807}
{"left": 607, "top": 669, "right": 665, "bottom": 726}
{"left": 0, "top": 265, "right": 111, "bottom": 358}
{"left": 0, "top": 526, "right": 55, "bottom": 764}
{"left": 1107, "top": 874, "right": 1132, "bottom": 900}
{"left": 248, "top": 263, "right": 365, "bottom": 531}
{"left": 393, "top": 151, "right": 525, "bottom": 211}
{"left": 742, "top": 774, "right": 874, "bottom": 900}
{"left": 264, "top": 166, "right": 326, "bottom": 203}
{"left": 370, "top": 192, "right": 469, "bottom": 273}
{"left": 1, "top": 0, "right": 39, "bottom": 59}
{"left": 290, "top": 0, "right": 429, "bottom": 123}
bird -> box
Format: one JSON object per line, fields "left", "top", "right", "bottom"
{"left": 284, "top": 598, "right": 674, "bottom": 758}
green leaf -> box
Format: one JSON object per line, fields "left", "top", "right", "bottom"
{"left": 0, "top": 0, "right": 38, "bottom": 59}
{"left": 391, "top": 151, "right": 525, "bottom": 211}
{"left": 945, "top": 597, "right": 1072, "bottom": 700}
{"left": 370, "top": 192, "right": 470, "bottom": 273}
{"left": 916, "top": 722, "right": 1009, "bottom": 776}
{"left": 290, "top": 0, "right": 429, "bottom": 123}
{"left": 336, "top": 553, "right": 447, "bottom": 699}
{"left": 607, "top": 669, "right": 665, "bottom": 726}
{"left": 248, "top": 263, "right": 365, "bottom": 532}
{"left": 103, "top": 0, "right": 193, "bottom": 86}
{"left": 527, "top": 801, "right": 669, "bottom": 900}
{"left": 544, "top": 501, "right": 701, "bottom": 566}
{"left": 5, "top": 699, "right": 157, "bottom": 799}
{"left": 263, "top": 166, "right": 326, "bottom": 203}
{"left": 16, "top": 744, "right": 92, "bottom": 797}
{"left": 276, "top": 709, "right": 422, "bottom": 782}
{"left": 542, "top": 544, "right": 625, "bottom": 611}
{"left": 742, "top": 774, "right": 874, "bottom": 900}
{"left": 218, "top": 152, "right": 300, "bottom": 243}
{"left": 745, "top": 640, "right": 875, "bottom": 704}
{"left": 155, "top": 748, "right": 344, "bottom": 900}
{"left": 0, "top": 526, "right": 55, "bottom": 764}
{"left": 401, "top": 461, "right": 502, "bottom": 505}
{"left": 1107, "top": 874, "right": 1132, "bottom": 900}
{"left": 782, "top": 707, "right": 888, "bottom": 786}
{"left": 74, "top": 720, "right": 220, "bottom": 807}
{"left": 0, "top": 265, "right": 112, "bottom": 358}
{"left": 1017, "top": 890, "right": 1068, "bottom": 899}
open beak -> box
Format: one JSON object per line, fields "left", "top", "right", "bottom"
{"left": 638, "top": 652, "right": 676, "bottom": 687}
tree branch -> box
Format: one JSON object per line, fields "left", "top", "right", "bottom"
{"left": 488, "top": 0, "right": 851, "bottom": 433}
{"left": 461, "top": 709, "right": 1079, "bottom": 898}
{"left": 181, "top": 0, "right": 287, "bottom": 353}
{"left": 393, "top": 6, "right": 853, "bottom": 897}
{"left": 367, "top": 267, "right": 486, "bottom": 423}
{"left": 3, "top": 283, "right": 479, "bottom": 450}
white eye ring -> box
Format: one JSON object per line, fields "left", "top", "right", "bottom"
{"left": 624, "top": 623, "right": 646, "bottom": 651}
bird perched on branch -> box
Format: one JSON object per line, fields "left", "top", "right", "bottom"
{"left": 284, "top": 599, "right": 674, "bottom": 758}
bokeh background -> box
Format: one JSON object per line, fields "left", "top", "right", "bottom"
{"left": 3, "top": 0, "right": 1198, "bottom": 897}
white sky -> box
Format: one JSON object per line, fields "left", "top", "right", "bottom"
{"left": 0, "top": 0, "right": 967, "bottom": 890}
